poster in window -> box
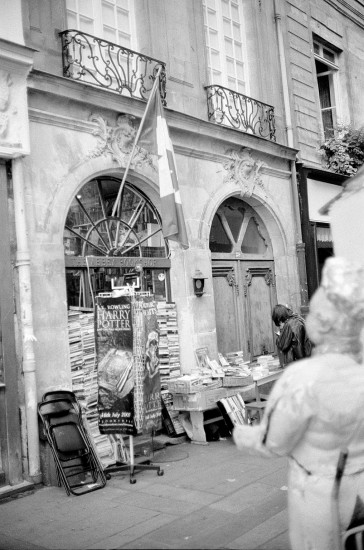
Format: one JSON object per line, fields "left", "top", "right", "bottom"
{"left": 95, "top": 295, "right": 135, "bottom": 435}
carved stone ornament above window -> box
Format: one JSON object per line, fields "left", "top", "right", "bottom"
{"left": 88, "top": 113, "right": 156, "bottom": 172}
{"left": 222, "top": 148, "right": 265, "bottom": 198}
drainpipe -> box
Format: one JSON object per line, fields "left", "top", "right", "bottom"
{"left": 12, "top": 157, "right": 41, "bottom": 483}
{"left": 273, "top": 0, "right": 309, "bottom": 311}
{"left": 273, "top": 0, "right": 294, "bottom": 149}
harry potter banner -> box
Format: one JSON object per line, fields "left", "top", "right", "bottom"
{"left": 95, "top": 295, "right": 135, "bottom": 435}
{"left": 95, "top": 293, "right": 162, "bottom": 436}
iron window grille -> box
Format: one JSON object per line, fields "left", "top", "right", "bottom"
{"left": 59, "top": 29, "right": 167, "bottom": 105}
{"left": 205, "top": 84, "right": 276, "bottom": 141}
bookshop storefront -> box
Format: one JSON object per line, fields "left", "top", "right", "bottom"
{"left": 23, "top": 80, "right": 301, "bottom": 482}
{"left": 61, "top": 174, "right": 185, "bottom": 468}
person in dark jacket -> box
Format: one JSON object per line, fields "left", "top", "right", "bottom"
{"left": 272, "top": 304, "right": 311, "bottom": 367}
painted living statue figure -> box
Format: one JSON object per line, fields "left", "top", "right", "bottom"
{"left": 234, "top": 256, "right": 364, "bottom": 549}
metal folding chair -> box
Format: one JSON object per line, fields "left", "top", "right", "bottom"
{"left": 38, "top": 393, "right": 107, "bottom": 496}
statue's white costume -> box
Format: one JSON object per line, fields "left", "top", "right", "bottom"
{"left": 234, "top": 257, "right": 364, "bottom": 549}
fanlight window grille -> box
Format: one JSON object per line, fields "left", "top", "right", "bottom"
{"left": 64, "top": 177, "right": 168, "bottom": 259}
{"left": 209, "top": 197, "right": 272, "bottom": 257}
{"left": 64, "top": 177, "right": 170, "bottom": 308}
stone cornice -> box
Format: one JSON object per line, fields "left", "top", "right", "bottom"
{"left": 323, "top": 0, "right": 364, "bottom": 29}
{"left": 174, "top": 145, "right": 292, "bottom": 177}
{"left": 29, "top": 108, "right": 295, "bottom": 176}
{"left": 0, "top": 38, "right": 36, "bottom": 72}
{"left": 261, "top": 165, "right": 291, "bottom": 179}
{"left": 28, "top": 70, "right": 298, "bottom": 163}
{"left": 173, "top": 144, "right": 228, "bottom": 163}
{"left": 29, "top": 108, "right": 96, "bottom": 133}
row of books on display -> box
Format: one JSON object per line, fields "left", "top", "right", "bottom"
{"left": 156, "top": 302, "right": 186, "bottom": 436}
{"left": 217, "top": 394, "right": 249, "bottom": 430}
{"left": 168, "top": 350, "right": 253, "bottom": 395}
{"left": 156, "top": 302, "right": 181, "bottom": 384}
{"left": 169, "top": 350, "right": 281, "bottom": 396}
{"left": 68, "top": 308, "right": 124, "bottom": 467}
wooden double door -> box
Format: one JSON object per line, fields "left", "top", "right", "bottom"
{"left": 212, "top": 260, "right": 277, "bottom": 361}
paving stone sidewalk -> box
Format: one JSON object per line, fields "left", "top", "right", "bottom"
{"left": 0, "top": 438, "right": 290, "bottom": 550}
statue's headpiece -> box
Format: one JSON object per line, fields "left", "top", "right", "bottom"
{"left": 321, "top": 257, "right": 364, "bottom": 321}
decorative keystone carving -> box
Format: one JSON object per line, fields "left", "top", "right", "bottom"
{"left": 88, "top": 114, "right": 156, "bottom": 172}
{"left": 223, "top": 147, "right": 265, "bottom": 198}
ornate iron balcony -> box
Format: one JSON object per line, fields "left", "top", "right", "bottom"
{"left": 205, "top": 85, "right": 276, "bottom": 141}
{"left": 59, "top": 30, "right": 166, "bottom": 105}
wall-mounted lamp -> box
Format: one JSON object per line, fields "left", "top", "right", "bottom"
{"left": 192, "top": 269, "right": 207, "bottom": 297}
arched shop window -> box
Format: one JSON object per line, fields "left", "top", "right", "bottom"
{"left": 64, "top": 177, "right": 171, "bottom": 308}
{"left": 209, "top": 197, "right": 272, "bottom": 258}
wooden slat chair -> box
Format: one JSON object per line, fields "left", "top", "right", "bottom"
{"left": 245, "top": 381, "right": 268, "bottom": 424}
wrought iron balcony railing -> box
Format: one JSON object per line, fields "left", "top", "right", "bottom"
{"left": 205, "top": 85, "right": 276, "bottom": 141}
{"left": 59, "top": 30, "right": 166, "bottom": 105}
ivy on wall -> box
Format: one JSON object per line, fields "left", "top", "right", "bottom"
{"left": 319, "top": 125, "right": 364, "bottom": 176}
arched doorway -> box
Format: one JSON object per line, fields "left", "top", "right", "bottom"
{"left": 63, "top": 176, "right": 171, "bottom": 306}
{"left": 209, "top": 197, "right": 277, "bottom": 360}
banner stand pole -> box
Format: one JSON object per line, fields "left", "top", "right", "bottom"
{"left": 104, "top": 433, "right": 164, "bottom": 484}
{"left": 129, "top": 435, "right": 134, "bottom": 470}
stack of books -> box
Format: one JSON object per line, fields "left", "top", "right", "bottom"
{"left": 156, "top": 302, "right": 185, "bottom": 436}
{"left": 219, "top": 351, "right": 252, "bottom": 386}
{"left": 217, "top": 394, "right": 248, "bottom": 431}
{"left": 224, "top": 351, "right": 251, "bottom": 375}
{"left": 156, "top": 303, "right": 169, "bottom": 383}
{"left": 161, "top": 391, "right": 186, "bottom": 436}
{"left": 68, "top": 310, "right": 84, "bottom": 398}
{"left": 67, "top": 309, "right": 121, "bottom": 467}
{"left": 226, "top": 351, "right": 247, "bottom": 367}
{"left": 80, "top": 313, "right": 96, "bottom": 374}
{"left": 132, "top": 299, "right": 146, "bottom": 433}
{"left": 79, "top": 312, "right": 99, "bottom": 421}
{"left": 86, "top": 417, "right": 116, "bottom": 466}
{"left": 156, "top": 302, "right": 182, "bottom": 388}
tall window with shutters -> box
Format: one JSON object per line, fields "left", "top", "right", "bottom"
{"left": 66, "top": 0, "right": 136, "bottom": 49}
{"left": 313, "top": 38, "right": 340, "bottom": 140}
{"left": 202, "top": 0, "right": 248, "bottom": 94}
{"left": 65, "top": 0, "right": 142, "bottom": 97}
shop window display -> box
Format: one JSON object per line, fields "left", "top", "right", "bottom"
{"left": 64, "top": 177, "right": 170, "bottom": 308}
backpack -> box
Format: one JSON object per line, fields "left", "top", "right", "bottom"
{"left": 290, "top": 316, "right": 312, "bottom": 360}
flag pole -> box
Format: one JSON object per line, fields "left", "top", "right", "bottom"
{"left": 112, "top": 66, "right": 163, "bottom": 218}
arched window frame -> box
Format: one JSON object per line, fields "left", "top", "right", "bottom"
{"left": 209, "top": 197, "right": 273, "bottom": 260}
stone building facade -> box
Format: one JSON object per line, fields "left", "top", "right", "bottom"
{"left": 1, "top": 0, "right": 364, "bottom": 489}
{"left": 285, "top": 0, "right": 364, "bottom": 297}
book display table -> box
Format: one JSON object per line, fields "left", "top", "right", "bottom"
{"left": 172, "top": 370, "right": 283, "bottom": 444}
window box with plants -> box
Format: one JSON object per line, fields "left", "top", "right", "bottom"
{"left": 319, "top": 125, "right": 364, "bottom": 177}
